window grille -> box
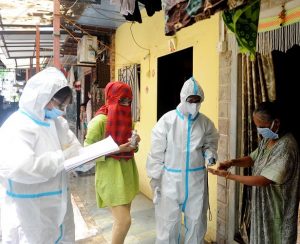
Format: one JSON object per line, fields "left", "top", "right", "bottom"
{"left": 118, "top": 64, "right": 140, "bottom": 122}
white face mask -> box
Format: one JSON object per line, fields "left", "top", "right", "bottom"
{"left": 185, "top": 102, "right": 201, "bottom": 116}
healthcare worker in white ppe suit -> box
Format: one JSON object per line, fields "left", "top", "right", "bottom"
{"left": 147, "top": 77, "right": 219, "bottom": 244}
{"left": 0, "top": 67, "right": 82, "bottom": 243}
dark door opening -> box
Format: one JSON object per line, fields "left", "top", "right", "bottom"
{"left": 157, "top": 47, "right": 193, "bottom": 120}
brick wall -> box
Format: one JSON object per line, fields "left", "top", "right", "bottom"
{"left": 216, "top": 50, "right": 232, "bottom": 244}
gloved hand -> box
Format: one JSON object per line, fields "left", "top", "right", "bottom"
{"left": 204, "top": 149, "right": 217, "bottom": 166}
{"left": 150, "top": 178, "right": 161, "bottom": 192}
{"left": 54, "top": 117, "right": 71, "bottom": 146}
{"left": 63, "top": 144, "right": 81, "bottom": 160}
{"left": 153, "top": 186, "right": 161, "bottom": 204}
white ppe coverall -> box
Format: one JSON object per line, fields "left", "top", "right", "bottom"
{"left": 0, "top": 67, "right": 81, "bottom": 244}
{"left": 147, "top": 77, "right": 219, "bottom": 244}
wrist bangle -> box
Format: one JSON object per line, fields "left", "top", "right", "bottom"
{"left": 225, "top": 171, "right": 231, "bottom": 179}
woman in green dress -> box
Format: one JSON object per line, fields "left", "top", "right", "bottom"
{"left": 84, "top": 81, "right": 139, "bottom": 244}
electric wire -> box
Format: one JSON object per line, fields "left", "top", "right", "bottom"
{"left": 129, "top": 22, "right": 150, "bottom": 52}
{"left": 62, "top": 15, "right": 134, "bottom": 64}
{"left": 67, "top": 0, "right": 81, "bottom": 9}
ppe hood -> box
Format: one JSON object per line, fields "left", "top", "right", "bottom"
{"left": 179, "top": 77, "right": 204, "bottom": 103}
{"left": 19, "top": 67, "right": 69, "bottom": 121}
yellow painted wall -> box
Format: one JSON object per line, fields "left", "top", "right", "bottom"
{"left": 115, "top": 11, "right": 219, "bottom": 242}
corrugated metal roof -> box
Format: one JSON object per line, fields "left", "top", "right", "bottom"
{"left": 0, "top": 0, "right": 126, "bottom": 69}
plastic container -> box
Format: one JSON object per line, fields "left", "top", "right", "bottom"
{"left": 130, "top": 130, "right": 138, "bottom": 147}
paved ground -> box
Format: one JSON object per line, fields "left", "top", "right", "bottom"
{"left": 0, "top": 173, "right": 210, "bottom": 243}
{"left": 70, "top": 174, "right": 156, "bottom": 243}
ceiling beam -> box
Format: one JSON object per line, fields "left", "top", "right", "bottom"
{"left": 6, "top": 50, "right": 36, "bottom": 52}
{"left": 0, "top": 24, "right": 53, "bottom": 28}
{"left": 5, "top": 40, "right": 64, "bottom": 44}
{"left": 9, "top": 55, "right": 62, "bottom": 59}
{"left": 0, "top": 30, "right": 68, "bottom": 35}
{"left": 6, "top": 44, "right": 53, "bottom": 47}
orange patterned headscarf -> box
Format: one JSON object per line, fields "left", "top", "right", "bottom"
{"left": 95, "top": 81, "right": 133, "bottom": 160}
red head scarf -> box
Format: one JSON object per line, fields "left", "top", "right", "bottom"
{"left": 95, "top": 81, "right": 133, "bottom": 160}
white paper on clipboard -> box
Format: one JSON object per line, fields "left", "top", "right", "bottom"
{"left": 64, "top": 136, "right": 119, "bottom": 172}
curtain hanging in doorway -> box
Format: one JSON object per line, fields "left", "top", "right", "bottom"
{"left": 237, "top": 52, "right": 276, "bottom": 243}
{"left": 240, "top": 52, "right": 276, "bottom": 157}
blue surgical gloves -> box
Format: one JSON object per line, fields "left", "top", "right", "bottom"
{"left": 204, "top": 149, "right": 217, "bottom": 166}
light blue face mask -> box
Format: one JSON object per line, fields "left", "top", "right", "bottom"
{"left": 44, "top": 107, "right": 64, "bottom": 119}
{"left": 257, "top": 121, "right": 279, "bottom": 139}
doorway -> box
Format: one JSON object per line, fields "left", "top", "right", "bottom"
{"left": 157, "top": 47, "right": 193, "bottom": 120}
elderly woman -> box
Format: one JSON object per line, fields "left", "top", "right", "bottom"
{"left": 84, "top": 81, "right": 139, "bottom": 244}
{"left": 209, "top": 101, "right": 300, "bottom": 244}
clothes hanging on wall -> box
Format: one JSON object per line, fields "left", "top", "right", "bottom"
{"left": 223, "top": 0, "right": 261, "bottom": 59}
{"left": 227, "top": 0, "right": 248, "bottom": 10}
{"left": 165, "top": 1, "right": 195, "bottom": 36}
{"left": 139, "top": 0, "right": 162, "bottom": 16}
{"left": 119, "top": 0, "right": 136, "bottom": 16}
{"left": 123, "top": 0, "right": 162, "bottom": 23}
{"left": 164, "top": 0, "right": 228, "bottom": 35}
{"left": 192, "top": 0, "right": 227, "bottom": 21}
{"left": 124, "top": 0, "right": 143, "bottom": 23}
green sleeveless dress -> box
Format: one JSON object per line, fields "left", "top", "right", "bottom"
{"left": 84, "top": 114, "right": 139, "bottom": 208}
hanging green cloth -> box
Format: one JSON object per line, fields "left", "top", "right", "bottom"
{"left": 223, "top": 0, "right": 261, "bottom": 59}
